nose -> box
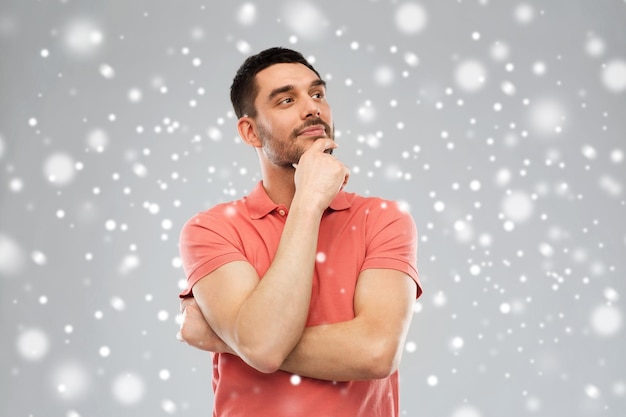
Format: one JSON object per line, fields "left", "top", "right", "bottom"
{"left": 302, "top": 97, "right": 321, "bottom": 119}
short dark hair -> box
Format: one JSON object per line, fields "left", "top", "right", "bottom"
{"left": 230, "top": 47, "right": 322, "bottom": 119}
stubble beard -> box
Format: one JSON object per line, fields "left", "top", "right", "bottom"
{"left": 258, "top": 118, "right": 334, "bottom": 168}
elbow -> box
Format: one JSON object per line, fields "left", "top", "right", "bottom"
{"left": 239, "top": 344, "right": 287, "bottom": 374}
{"left": 232, "top": 322, "right": 298, "bottom": 374}
{"left": 250, "top": 357, "right": 284, "bottom": 375}
{"left": 365, "top": 341, "right": 402, "bottom": 379}
{"left": 368, "top": 357, "right": 399, "bottom": 380}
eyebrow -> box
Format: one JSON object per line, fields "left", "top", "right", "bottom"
{"left": 267, "top": 79, "right": 327, "bottom": 102}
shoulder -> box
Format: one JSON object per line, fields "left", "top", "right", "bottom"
{"left": 351, "top": 194, "right": 417, "bottom": 242}
{"left": 181, "top": 198, "right": 249, "bottom": 236}
{"left": 347, "top": 193, "right": 414, "bottom": 222}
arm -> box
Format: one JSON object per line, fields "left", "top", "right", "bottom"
{"left": 188, "top": 138, "right": 349, "bottom": 373}
{"left": 179, "top": 268, "right": 417, "bottom": 381}
{"left": 280, "top": 268, "right": 417, "bottom": 381}
{"left": 177, "top": 296, "right": 234, "bottom": 354}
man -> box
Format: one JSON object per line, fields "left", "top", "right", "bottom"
{"left": 177, "top": 47, "right": 421, "bottom": 417}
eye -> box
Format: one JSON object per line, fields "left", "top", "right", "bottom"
{"left": 312, "top": 91, "right": 325, "bottom": 100}
{"left": 279, "top": 97, "right": 294, "bottom": 105}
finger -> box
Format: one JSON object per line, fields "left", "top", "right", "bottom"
{"left": 180, "top": 296, "right": 195, "bottom": 313}
{"left": 310, "top": 138, "right": 338, "bottom": 153}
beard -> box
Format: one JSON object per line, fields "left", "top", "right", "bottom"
{"left": 257, "top": 117, "right": 334, "bottom": 167}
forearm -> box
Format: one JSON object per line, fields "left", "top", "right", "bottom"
{"left": 180, "top": 310, "right": 404, "bottom": 380}
{"left": 280, "top": 270, "right": 416, "bottom": 381}
{"left": 279, "top": 317, "right": 405, "bottom": 381}
{"left": 231, "top": 201, "right": 323, "bottom": 370}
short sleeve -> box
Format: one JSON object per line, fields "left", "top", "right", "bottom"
{"left": 361, "top": 200, "right": 422, "bottom": 298}
{"left": 178, "top": 211, "right": 247, "bottom": 297}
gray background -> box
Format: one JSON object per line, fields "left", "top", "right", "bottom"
{"left": 1, "top": 1, "right": 625, "bottom": 416}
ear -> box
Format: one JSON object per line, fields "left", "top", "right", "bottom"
{"left": 237, "top": 117, "right": 262, "bottom": 148}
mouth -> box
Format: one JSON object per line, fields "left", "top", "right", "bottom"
{"left": 298, "top": 125, "right": 326, "bottom": 137}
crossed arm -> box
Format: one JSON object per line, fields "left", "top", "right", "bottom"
{"left": 178, "top": 138, "right": 417, "bottom": 381}
{"left": 179, "top": 265, "right": 417, "bottom": 382}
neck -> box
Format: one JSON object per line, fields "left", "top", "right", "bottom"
{"left": 259, "top": 163, "right": 297, "bottom": 210}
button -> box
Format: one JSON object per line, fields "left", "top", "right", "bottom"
{"left": 278, "top": 209, "right": 286, "bottom": 216}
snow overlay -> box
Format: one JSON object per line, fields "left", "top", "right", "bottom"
{"left": 1, "top": 1, "right": 624, "bottom": 416}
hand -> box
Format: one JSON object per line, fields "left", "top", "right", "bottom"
{"left": 177, "top": 297, "right": 234, "bottom": 353}
{"left": 293, "top": 138, "right": 350, "bottom": 211}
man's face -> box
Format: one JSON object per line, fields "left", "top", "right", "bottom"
{"left": 251, "top": 63, "right": 334, "bottom": 167}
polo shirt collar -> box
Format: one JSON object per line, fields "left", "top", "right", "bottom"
{"left": 246, "top": 181, "right": 352, "bottom": 219}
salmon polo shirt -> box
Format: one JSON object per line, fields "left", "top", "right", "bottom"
{"left": 179, "top": 181, "right": 421, "bottom": 417}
